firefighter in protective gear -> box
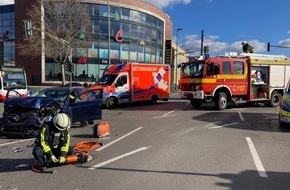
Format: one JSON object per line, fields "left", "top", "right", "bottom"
{"left": 242, "top": 41, "right": 254, "bottom": 53}
{"left": 32, "top": 113, "right": 75, "bottom": 167}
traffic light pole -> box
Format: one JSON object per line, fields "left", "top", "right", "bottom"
{"left": 267, "top": 42, "right": 290, "bottom": 52}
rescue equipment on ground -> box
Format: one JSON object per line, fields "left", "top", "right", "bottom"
{"left": 32, "top": 141, "right": 103, "bottom": 174}
{"left": 93, "top": 121, "right": 110, "bottom": 138}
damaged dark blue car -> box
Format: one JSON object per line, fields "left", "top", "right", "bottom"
{"left": 0, "top": 87, "right": 102, "bottom": 138}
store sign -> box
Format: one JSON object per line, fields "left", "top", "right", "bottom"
{"left": 101, "top": 59, "right": 108, "bottom": 64}
{"left": 115, "top": 29, "right": 124, "bottom": 43}
{"left": 77, "top": 57, "right": 87, "bottom": 64}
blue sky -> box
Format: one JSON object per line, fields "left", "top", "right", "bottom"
{"left": 145, "top": 0, "right": 290, "bottom": 57}
{"left": 2, "top": 0, "right": 290, "bottom": 57}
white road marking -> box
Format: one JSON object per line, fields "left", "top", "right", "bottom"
{"left": 177, "top": 126, "right": 199, "bottom": 135}
{"left": 16, "top": 164, "right": 29, "bottom": 168}
{"left": 170, "top": 123, "right": 215, "bottom": 136}
{"left": 96, "top": 127, "right": 143, "bottom": 151}
{"left": 238, "top": 111, "right": 245, "bottom": 121}
{"left": 229, "top": 108, "right": 245, "bottom": 112}
{"left": 153, "top": 109, "right": 177, "bottom": 119}
{"left": 89, "top": 146, "right": 149, "bottom": 170}
{"left": 208, "top": 122, "right": 239, "bottom": 129}
{"left": 246, "top": 137, "right": 268, "bottom": 178}
{"left": 198, "top": 122, "right": 215, "bottom": 130}
{"left": 0, "top": 138, "right": 34, "bottom": 147}
{"left": 193, "top": 123, "right": 215, "bottom": 131}
{"left": 153, "top": 114, "right": 176, "bottom": 119}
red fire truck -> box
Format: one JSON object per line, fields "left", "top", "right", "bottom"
{"left": 178, "top": 53, "right": 290, "bottom": 110}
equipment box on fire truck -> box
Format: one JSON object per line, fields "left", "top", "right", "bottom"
{"left": 179, "top": 53, "right": 290, "bottom": 110}
{"left": 89, "top": 63, "right": 170, "bottom": 109}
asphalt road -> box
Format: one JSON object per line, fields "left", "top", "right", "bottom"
{"left": 1, "top": 93, "right": 290, "bottom": 190}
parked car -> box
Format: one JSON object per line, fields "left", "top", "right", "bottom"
{"left": 0, "top": 86, "right": 102, "bottom": 137}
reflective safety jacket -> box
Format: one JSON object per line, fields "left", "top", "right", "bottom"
{"left": 34, "top": 121, "right": 70, "bottom": 158}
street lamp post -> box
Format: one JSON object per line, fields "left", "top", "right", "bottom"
{"left": 108, "top": 0, "right": 111, "bottom": 65}
{"left": 176, "top": 28, "right": 182, "bottom": 90}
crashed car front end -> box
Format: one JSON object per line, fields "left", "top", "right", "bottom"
{"left": 0, "top": 97, "right": 59, "bottom": 137}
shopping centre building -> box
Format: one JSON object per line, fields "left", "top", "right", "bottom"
{"left": 1, "top": 0, "right": 187, "bottom": 86}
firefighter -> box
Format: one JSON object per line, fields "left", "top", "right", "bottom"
{"left": 32, "top": 113, "right": 74, "bottom": 168}
{"left": 68, "top": 91, "right": 92, "bottom": 126}
{"left": 242, "top": 41, "right": 254, "bottom": 53}
{"left": 69, "top": 91, "right": 82, "bottom": 103}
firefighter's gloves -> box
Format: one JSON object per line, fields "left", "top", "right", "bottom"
{"left": 59, "top": 156, "right": 67, "bottom": 164}
{"left": 50, "top": 155, "right": 59, "bottom": 164}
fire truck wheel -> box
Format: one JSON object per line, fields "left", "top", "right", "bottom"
{"left": 269, "top": 91, "right": 281, "bottom": 107}
{"left": 191, "top": 99, "right": 202, "bottom": 107}
{"left": 106, "top": 97, "right": 117, "bottom": 109}
{"left": 215, "top": 92, "right": 227, "bottom": 110}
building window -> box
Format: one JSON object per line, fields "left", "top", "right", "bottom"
{"left": 111, "top": 21, "right": 121, "bottom": 37}
{"left": 99, "top": 20, "right": 108, "bottom": 34}
{"left": 99, "top": 41, "right": 108, "bottom": 59}
{"left": 137, "top": 46, "right": 144, "bottom": 62}
{"left": 99, "top": 5, "right": 108, "bottom": 17}
{"left": 110, "top": 42, "right": 120, "bottom": 59}
{"left": 130, "top": 45, "right": 137, "bottom": 61}
{"left": 120, "top": 44, "right": 129, "bottom": 60}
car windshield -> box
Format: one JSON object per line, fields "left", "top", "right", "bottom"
{"left": 98, "top": 74, "right": 117, "bottom": 85}
{"left": 180, "top": 61, "right": 205, "bottom": 78}
{"left": 31, "top": 88, "right": 70, "bottom": 101}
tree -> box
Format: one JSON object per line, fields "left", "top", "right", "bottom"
{"left": 17, "top": 0, "right": 92, "bottom": 85}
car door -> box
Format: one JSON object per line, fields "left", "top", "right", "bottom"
{"left": 65, "top": 90, "right": 102, "bottom": 123}
{"left": 115, "top": 74, "right": 129, "bottom": 104}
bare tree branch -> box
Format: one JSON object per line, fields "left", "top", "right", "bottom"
{"left": 17, "top": 0, "right": 92, "bottom": 85}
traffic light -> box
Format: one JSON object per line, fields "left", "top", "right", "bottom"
{"left": 79, "top": 33, "right": 85, "bottom": 40}
{"left": 204, "top": 46, "right": 209, "bottom": 54}
{"left": 66, "top": 63, "right": 74, "bottom": 72}
{"left": 66, "top": 63, "right": 70, "bottom": 72}
{"left": 24, "top": 20, "right": 32, "bottom": 37}
{"left": 267, "top": 42, "right": 271, "bottom": 52}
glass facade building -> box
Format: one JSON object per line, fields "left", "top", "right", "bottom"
{"left": 13, "top": 0, "right": 172, "bottom": 85}
{"left": 45, "top": 3, "right": 166, "bottom": 84}
{"left": 0, "top": 5, "right": 15, "bottom": 66}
